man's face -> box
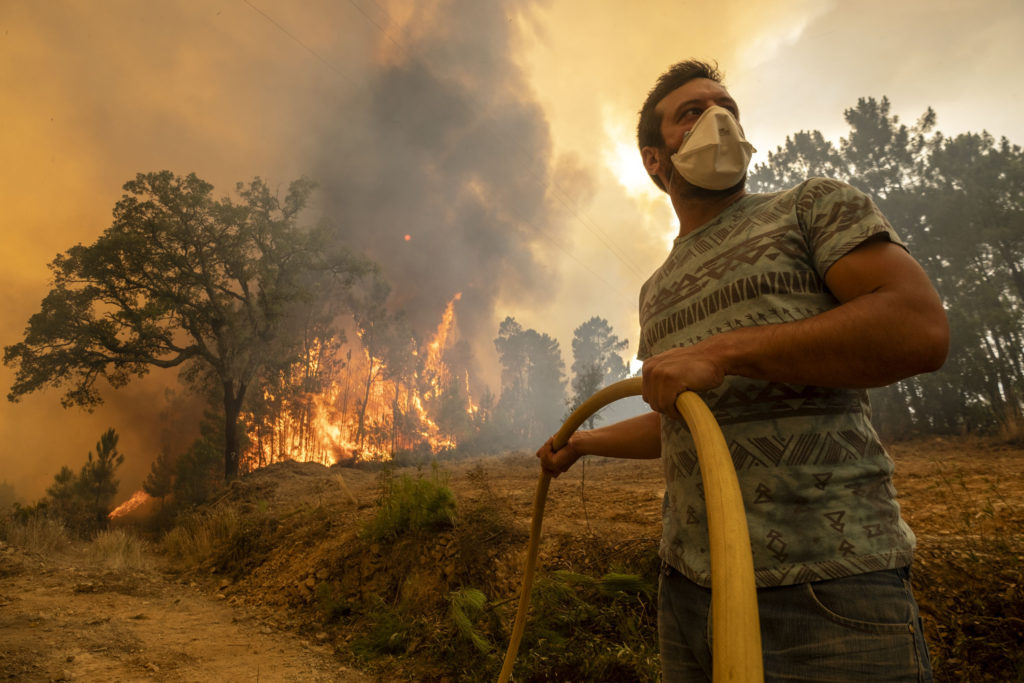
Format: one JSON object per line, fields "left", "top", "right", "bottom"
{"left": 642, "top": 78, "right": 741, "bottom": 192}
{"left": 656, "top": 78, "right": 740, "bottom": 153}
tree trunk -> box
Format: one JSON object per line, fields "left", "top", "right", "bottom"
{"left": 356, "top": 358, "right": 377, "bottom": 449}
{"left": 223, "top": 381, "right": 246, "bottom": 480}
{"left": 392, "top": 380, "right": 401, "bottom": 455}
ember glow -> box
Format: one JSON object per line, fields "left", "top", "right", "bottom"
{"left": 240, "top": 294, "right": 476, "bottom": 469}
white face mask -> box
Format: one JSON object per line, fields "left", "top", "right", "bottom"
{"left": 669, "top": 105, "right": 756, "bottom": 191}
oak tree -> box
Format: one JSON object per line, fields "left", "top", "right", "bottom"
{"left": 5, "top": 171, "right": 372, "bottom": 479}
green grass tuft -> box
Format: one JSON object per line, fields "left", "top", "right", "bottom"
{"left": 363, "top": 464, "right": 456, "bottom": 541}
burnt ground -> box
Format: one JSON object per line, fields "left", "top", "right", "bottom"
{"left": 1, "top": 435, "right": 1021, "bottom": 682}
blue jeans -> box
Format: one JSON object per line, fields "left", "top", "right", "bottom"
{"left": 658, "top": 563, "right": 933, "bottom": 682}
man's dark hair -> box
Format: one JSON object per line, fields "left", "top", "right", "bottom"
{"left": 637, "top": 60, "right": 724, "bottom": 191}
{"left": 637, "top": 60, "right": 724, "bottom": 151}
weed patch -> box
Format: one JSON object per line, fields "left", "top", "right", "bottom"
{"left": 315, "top": 581, "right": 354, "bottom": 621}
{"left": 160, "top": 504, "right": 242, "bottom": 566}
{"left": 363, "top": 464, "right": 455, "bottom": 541}
{"left": 512, "top": 570, "right": 659, "bottom": 682}
{"left": 1, "top": 515, "right": 70, "bottom": 556}
{"left": 213, "top": 513, "right": 279, "bottom": 576}
{"left": 351, "top": 598, "right": 418, "bottom": 658}
{"left": 916, "top": 459, "right": 1024, "bottom": 681}
{"left": 87, "top": 529, "right": 149, "bottom": 570}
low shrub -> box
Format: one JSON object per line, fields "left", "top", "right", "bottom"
{"left": 448, "top": 587, "right": 493, "bottom": 654}
{"left": 87, "top": 528, "right": 149, "bottom": 569}
{"left": 160, "top": 504, "right": 242, "bottom": 566}
{"left": 1, "top": 515, "right": 70, "bottom": 555}
{"left": 363, "top": 464, "right": 456, "bottom": 541}
{"left": 512, "top": 570, "right": 659, "bottom": 682}
{"left": 351, "top": 598, "right": 419, "bottom": 658}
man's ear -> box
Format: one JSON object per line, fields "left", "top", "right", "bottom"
{"left": 641, "top": 146, "right": 662, "bottom": 177}
{"left": 641, "top": 146, "right": 668, "bottom": 191}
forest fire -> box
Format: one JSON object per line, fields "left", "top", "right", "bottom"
{"left": 240, "top": 293, "right": 476, "bottom": 469}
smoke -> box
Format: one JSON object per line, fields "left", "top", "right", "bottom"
{"left": 0, "top": 0, "right": 570, "bottom": 500}
{"left": 312, "top": 0, "right": 563, "bottom": 386}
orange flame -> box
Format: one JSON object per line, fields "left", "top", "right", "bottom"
{"left": 239, "top": 293, "right": 475, "bottom": 471}
{"left": 109, "top": 489, "right": 153, "bottom": 519}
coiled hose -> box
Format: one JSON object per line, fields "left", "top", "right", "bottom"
{"left": 497, "top": 377, "right": 763, "bottom": 683}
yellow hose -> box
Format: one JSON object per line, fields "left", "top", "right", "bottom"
{"left": 497, "top": 377, "right": 763, "bottom": 683}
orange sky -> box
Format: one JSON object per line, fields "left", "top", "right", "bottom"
{"left": 2, "top": 0, "right": 1021, "bottom": 502}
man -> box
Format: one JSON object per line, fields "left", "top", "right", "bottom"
{"left": 536, "top": 60, "right": 947, "bottom": 681}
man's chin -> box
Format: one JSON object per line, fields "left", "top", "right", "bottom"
{"left": 679, "top": 175, "right": 747, "bottom": 199}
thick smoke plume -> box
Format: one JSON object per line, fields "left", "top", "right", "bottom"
{"left": 313, "top": 0, "right": 561, "bottom": 385}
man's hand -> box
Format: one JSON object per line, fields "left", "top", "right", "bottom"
{"left": 534, "top": 413, "right": 663, "bottom": 475}
{"left": 536, "top": 435, "right": 582, "bottom": 478}
{"left": 641, "top": 346, "right": 726, "bottom": 415}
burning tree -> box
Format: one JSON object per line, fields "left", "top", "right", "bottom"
{"left": 4, "top": 171, "right": 373, "bottom": 480}
{"left": 238, "top": 290, "right": 478, "bottom": 468}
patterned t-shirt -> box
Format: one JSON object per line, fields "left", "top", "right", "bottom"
{"left": 638, "top": 177, "right": 916, "bottom": 588}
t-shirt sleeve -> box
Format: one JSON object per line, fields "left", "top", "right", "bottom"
{"left": 796, "top": 178, "right": 907, "bottom": 277}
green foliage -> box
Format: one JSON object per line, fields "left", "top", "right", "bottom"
{"left": 448, "top": 587, "right": 492, "bottom": 653}
{"left": 142, "top": 450, "right": 175, "bottom": 500}
{"left": 27, "top": 428, "right": 126, "bottom": 538}
{"left": 78, "top": 428, "right": 124, "bottom": 530}
{"left": 597, "top": 572, "right": 655, "bottom": 600}
{"left": 172, "top": 431, "right": 224, "bottom": 508}
{"left": 566, "top": 317, "right": 634, "bottom": 430}
{"left": 513, "top": 569, "right": 659, "bottom": 682}
{"left": 750, "top": 97, "right": 1024, "bottom": 436}
{"left": 363, "top": 465, "right": 456, "bottom": 541}
{"left": 351, "top": 598, "right": 417, "bottom": 657}
{"left": 135, "top": 413, "right": 224, "bottom": 533}
{"left": 45, "top": 466, "right": 82, "bottom": 531}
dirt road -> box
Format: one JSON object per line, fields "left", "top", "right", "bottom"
{"left": 0, "top": 541, "right": 369, "bottom": 682}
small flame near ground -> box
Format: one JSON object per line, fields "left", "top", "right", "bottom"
{"left": 109, "top": 489, "right": 154, "bottom": 520}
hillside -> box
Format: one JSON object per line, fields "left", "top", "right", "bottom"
{"left": 2, "top": 436, "right": 1021, "bottom": 681}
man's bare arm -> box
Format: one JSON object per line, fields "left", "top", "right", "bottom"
{"left": 537, "top": 411, "right": 662, "bottom": 477}
{"left": 642, "top": 240, "right": 949, "bottom": 414}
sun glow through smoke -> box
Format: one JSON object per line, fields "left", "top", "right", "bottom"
{"left": 604, "top": 139, "right": 660, "bottom": 201}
